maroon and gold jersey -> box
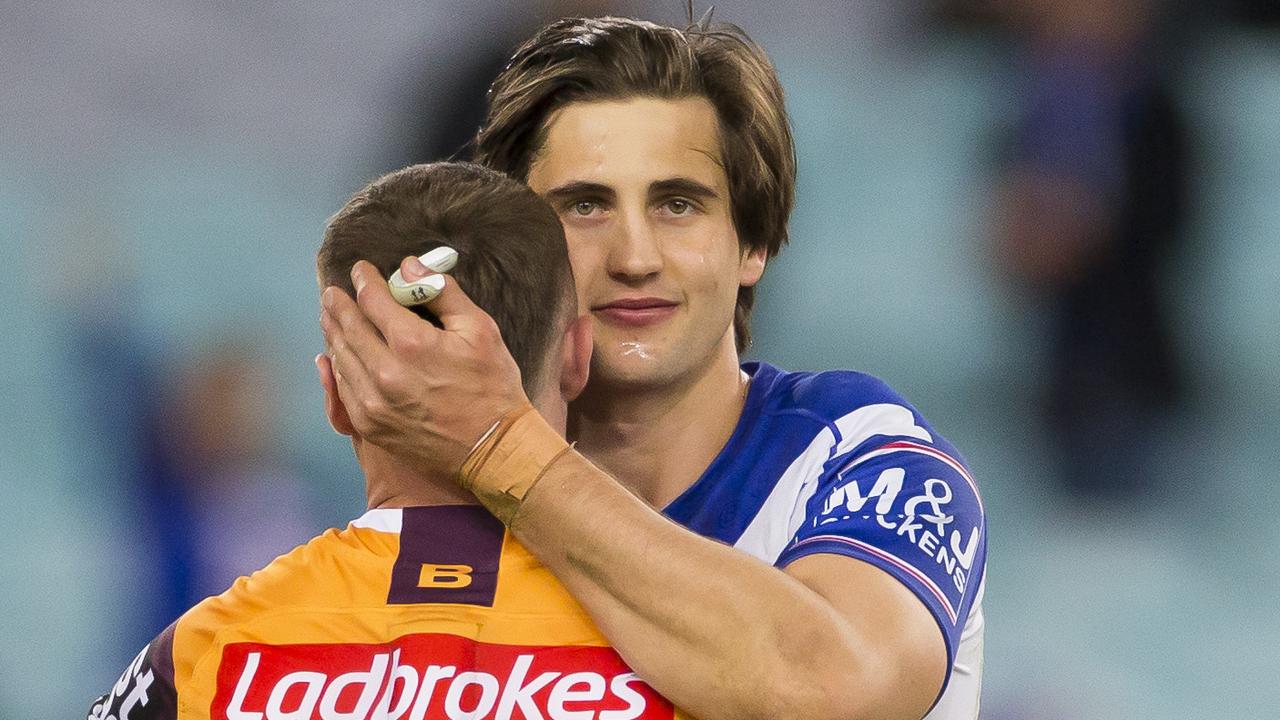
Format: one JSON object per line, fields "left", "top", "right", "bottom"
{"left": 88, "top": 505, "right": 683, "bottom": 720}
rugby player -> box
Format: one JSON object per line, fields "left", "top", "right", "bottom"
{"left": 321, "top": 16, "right": 987, "bottom": 720}
{"left": 88, "top": 162, "right": 689, "bottom": 720}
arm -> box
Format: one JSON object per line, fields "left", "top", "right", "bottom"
{"left": 320, "top": 261, "right": 948, "bottom": 720}
{"left": 512, "top": 445, "right": 947, "bottom": 720}
{"left": 88, "top": 626, "right": 178, "bottom": 720}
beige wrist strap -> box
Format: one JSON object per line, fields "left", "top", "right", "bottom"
{"left": 458, "top": 403, "right": 573, "bottom": 524}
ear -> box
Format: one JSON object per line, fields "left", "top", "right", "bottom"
{"left": 739, "top": 244, "right": 767, "bottom": 287}
{"left": 315, "top": 353, "right": 357, "bottom": 437}
{"left": 558, "top": 314, "right": 594, "bottom": 403}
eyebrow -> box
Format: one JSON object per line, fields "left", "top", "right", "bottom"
{"left": 543, "top": 181, "right": 615, "bottom": 204}
{"left": 649, "top": 178, "right": 720, "bottom": 201}
{"left": 543, "top": 178, "right": 721, "bottom": 203}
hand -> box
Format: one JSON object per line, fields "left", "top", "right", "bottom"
{"left": 318, "top": 257, "right": 528, "bottom": 478}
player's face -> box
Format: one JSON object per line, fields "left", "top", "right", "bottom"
{"left": 527, "top": 97, "right": 765, "bottom": 390}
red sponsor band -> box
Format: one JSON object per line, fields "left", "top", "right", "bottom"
{"left": 212, "top": 634, "right": 673, "bottom": 720}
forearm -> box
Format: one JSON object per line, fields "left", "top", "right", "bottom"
{"left": 505, "top": 450, "right": 882, "bottom": 720}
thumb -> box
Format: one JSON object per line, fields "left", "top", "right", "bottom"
{"left": 390, "top": 248, "right": 459, "bottom": 307}
{"left": 398, "top": 246, "right": 458, "bottom": 283}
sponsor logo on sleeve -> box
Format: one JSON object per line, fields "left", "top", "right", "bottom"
{"left": 213, "top": 635, "right": 673, "bottom": 720}
{"left": 811, "top": 445, "right": 984, "bottom": 621}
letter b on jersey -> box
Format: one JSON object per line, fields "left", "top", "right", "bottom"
{"left": 418, "top": 564, "right": 473, "bottom": 589}
{"left": 388, "top": 506, "right": 501, "bottom": 605}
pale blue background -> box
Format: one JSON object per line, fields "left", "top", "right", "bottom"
{"left": 2, "top": 3, "right": 1276, "bottom": 718}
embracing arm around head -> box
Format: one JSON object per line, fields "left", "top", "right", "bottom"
{"left": 319, "top": 260, "right": 948, "bottom": 720}
{"left": 512, "top": 448, "right": 948, "bottom": 720}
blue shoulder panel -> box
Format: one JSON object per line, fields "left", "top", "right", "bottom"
{"left": 666, "top": 362, "right": 987, "bottom": 684}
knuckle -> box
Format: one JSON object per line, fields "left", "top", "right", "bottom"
{"left": 373, "top": 366, "right": 399, "bottom": 389}
{"left": 478, "top": 316, "right": 503, "bottom": 344}
{"left": 361, "top": 397, "right": 388, "bottom": 422}
{"left": 391, "top": 327, "right": 424, "bottom": 355}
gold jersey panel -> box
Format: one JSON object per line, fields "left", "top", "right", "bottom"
{"left": 163, "top": 505, "right": 684, "bottom": 720}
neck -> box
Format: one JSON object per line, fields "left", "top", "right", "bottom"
{"left": 362, "top": 388, "right": 568, "bottom": 510}
{"left": 362, "top": 449, "right": 478, "bottom": 510}
{"left": 569, "top": 335, "right": 748, "bottom": 508}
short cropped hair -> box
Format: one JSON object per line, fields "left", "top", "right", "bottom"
{"left": 475, "top": 16, "right": 796, "bottom": 351}
{"left": 317, "top": 162, "right": 574, "bottom": 394}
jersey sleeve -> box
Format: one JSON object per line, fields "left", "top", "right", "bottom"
{"left": 87, "top": 624, "right": 178, "bottom": 720}
{"left": 776, "top": 437, "right": 987, "bottom": 668}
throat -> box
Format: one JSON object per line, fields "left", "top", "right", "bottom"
{"left": 570, "top": 364, "right": 751, "bottom": 508}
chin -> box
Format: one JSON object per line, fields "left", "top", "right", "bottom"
{"left": 592, "top": 348, "right": 676, "bottom": 389}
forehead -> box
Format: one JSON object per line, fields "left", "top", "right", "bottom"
{"left": 528, "top": 96, "right": 726, "bottom": 191}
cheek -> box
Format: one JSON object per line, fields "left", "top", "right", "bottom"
{"left": 565, "top": 230, "right": 606, "bottom": 306}
{"left": 670, "top": 230, "right": 741, "bottom": 296}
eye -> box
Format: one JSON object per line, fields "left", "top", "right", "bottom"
{"left": 660, "top": 197, "right": 701, "bottom": 217}
{"left": 572, "top": 200, "right": 598, "bottom": 216}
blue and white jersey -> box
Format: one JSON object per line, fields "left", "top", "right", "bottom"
{"left": 664, "top": 361, "right": 986, "bottom": 719}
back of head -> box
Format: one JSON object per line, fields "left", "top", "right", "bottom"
{"left": 475, "top": 15, "right": 795, "bottom": 351}
{"left": 317, "top": 162, "right": 573, "bottom": 395}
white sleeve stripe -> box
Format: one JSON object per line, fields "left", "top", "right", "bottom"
{"left": 733, "top": 403, "right": 933, "bottom": 563}
{"left": 788, "top": 534, "right": 958, "bottom": 624}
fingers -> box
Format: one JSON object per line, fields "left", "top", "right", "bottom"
{"left": 392, "top": 246, "right": 458, "bottom": 286}
{"left": 389, "top": 254, "right": 445, "bottom": 306}
{"left": 388, "top": 273, "right": 445, "bottom": 307}
{"left": 350, "top": 261, "right": 438, "bottom": 352}
{"left": 319, "top": 300, "right": 381, "bottom": 420}
{"left": 315, "top": 351, "right": 336, "bottom": 392}
{"left": 398, "top": 253, "right": 431, "bottom": 282}
{"left": 384, "top": 254, "right": 491, "bottom": 336}
{"left": 321, "top": 285, "right": 392, "bottom": 386}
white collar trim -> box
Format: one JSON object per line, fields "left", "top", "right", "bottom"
{"left": 350, "top": 508, "right": 402, "bottom": 533}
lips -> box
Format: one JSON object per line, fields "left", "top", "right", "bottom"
{"left": 592, "top": 297, "right": 679, "bottom": 327}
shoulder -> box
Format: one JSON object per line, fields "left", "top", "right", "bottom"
{"left": 750, "top": 362, "right": 950, "bottom": 458}
{"left": 185, "top": 530, "right": 333, "bottom": 621}
{"left": 753, "top": 361, "right": 911, "bottom": 414}
{"left": 171, "top": 527, "right": 369, "bottom": 682}
{"left": 764, "top": 366, "right": 988, "bottom": 684}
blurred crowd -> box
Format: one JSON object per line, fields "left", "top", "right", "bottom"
{"left": 3, "top": 2, "right": 1279, "bottom": 718}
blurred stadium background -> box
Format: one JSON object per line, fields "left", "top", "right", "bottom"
{"left": 3, "top": 2, "right": 1278, "bottom": 717}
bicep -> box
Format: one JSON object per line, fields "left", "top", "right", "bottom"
{"left": 776, "top": 440, "right": 988, "bottom": 717}
{"left": 785, "top": 552, "right": 946, "bottom": 720}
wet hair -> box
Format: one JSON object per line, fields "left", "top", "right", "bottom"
{"left": 318, "top": 161, "right": 574, "bottom": 394}
{"left": 475, "top": 15, "right": 795, "bottom": 351}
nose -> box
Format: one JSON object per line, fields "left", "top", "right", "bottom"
{"left": 606, "top": 206, "right": 663, "bottom": 282}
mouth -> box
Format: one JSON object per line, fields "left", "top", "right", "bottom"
{"left": 592, "top": 297, "right": 679, "bottom": 327}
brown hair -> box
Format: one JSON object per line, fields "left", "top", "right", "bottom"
{"left": 475, "top": 15, "right": 795, "bottom": 351}
{"left": 318, "top": 162, "right": 574, "bottom": 394}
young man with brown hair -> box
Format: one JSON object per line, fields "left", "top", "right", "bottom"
{"left": 321, "top": 16, "right": 986, "bottom": 720}
{"left": 89, "top": 163, "right": 697, "bottom": 720}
